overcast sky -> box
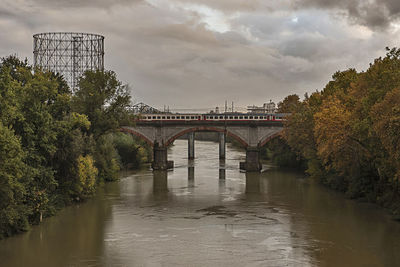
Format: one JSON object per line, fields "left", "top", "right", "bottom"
{"left": 1, "top": 0, "right": 400, "bottom": 110}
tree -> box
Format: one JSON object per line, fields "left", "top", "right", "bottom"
{"left": 371, "top": 88, "right": 400, "bottom": 184}
{"left": 72, "top": 70, "right": 134, "bottom": 182}
{"left": 0, "top": 122, "right": 28, "bottom": 238}
{"left": 277, "top": 94, "right": 301, "bottom": 113}
{"left": 75, "top": 155, "right": 98, "bottom": 200}
{"left": 72, "top": 70, "right": 133, "bottom": 138}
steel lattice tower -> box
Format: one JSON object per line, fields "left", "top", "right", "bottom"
{"left": 33, "top": 32, "right": 104, "bottom": 91}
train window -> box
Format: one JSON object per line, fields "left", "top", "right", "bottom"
{"left": 156, "top": 116, "right": 160, "bottom": 119}
{"left": 162, "top": 116, "right": 166, "bottom": 119}
{"left": 239, "top": 116, "right": 243, "bottom": 119}
{"left": 191, "top": 116, "right": 194, "bottom": 119}
{"left": 234, "top": 116, "right": 238, "bottom": 119}
{"left": 167, "top": 116, "right": 170, "bottom": 119}
{"left": 152, "top": 116, "right": 156, "bottom": 119}
{"left": 219, "top": 116, "right": 223, "bottom": 119}
{"left": 229, "top": 116, "right": 232, "bottom": 119}
{"left": 249, "top": 116, "right": 253, "bottom": 119}
{"left": 244, "top": 116, "right": 248, "bottom": 119}
{"left": 171, "top": 116, "right": 175, "bottom": 119}
{"left": 185, "top": 116, "right": 189, "bottom": 119}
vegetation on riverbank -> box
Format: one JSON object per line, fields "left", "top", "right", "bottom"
{"left": 0, "top": 56, "right": 150, "bottom": 239}
{"left": 269, "top": 48, "right": 400, "bottom": 218}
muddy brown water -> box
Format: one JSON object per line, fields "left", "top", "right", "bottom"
{"left": 0, "top": 140, "right": 399, "bottom": 267}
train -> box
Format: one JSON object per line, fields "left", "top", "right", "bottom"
{"left": 137, "top": 113, "right": 287, "bottom": 122}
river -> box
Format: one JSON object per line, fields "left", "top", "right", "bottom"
{"left": 0, "top": 140, "right": 399, "bottom": 267}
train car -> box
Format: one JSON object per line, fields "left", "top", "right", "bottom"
{"left": 137, "top": 113, "right": 287, "bottom": 122}
{"left": 138, "top": 114, "right": 202, "bottom": 121}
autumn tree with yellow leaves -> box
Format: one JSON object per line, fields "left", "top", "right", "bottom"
{"left": 279, "top": 48, "right": 400, "bottom": 216}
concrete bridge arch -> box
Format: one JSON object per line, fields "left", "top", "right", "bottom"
{"left": 121, "top": 121, "right": 283, "bottom": 172}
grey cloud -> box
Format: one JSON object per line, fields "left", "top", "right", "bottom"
{"left": 294, "top": 0, "right": 400, "bottom": 29}
{"left": 0, "top": 0, "right": 398, "bottom": 109}
{"left": 0, "top": 9, "right": 15, "bottom": 18}
{"left": 29, "top": 0, "right": 143, "bottom": 9}
{"left": 173, "top": 0, "right": 263, "bottom": 12}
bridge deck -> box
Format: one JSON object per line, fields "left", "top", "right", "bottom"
{"left": 135, "top": 120, "right": 284, "bottom": 127}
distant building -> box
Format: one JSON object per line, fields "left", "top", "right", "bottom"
{"left": 247, "top": 100, "right": 276, "bottom": 114}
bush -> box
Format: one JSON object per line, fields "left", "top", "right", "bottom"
{"left": 94, "top": 134, "right": 121, "bottom": 182}
{"left": 75, "top": 155, "right": 98, "bottom": 200}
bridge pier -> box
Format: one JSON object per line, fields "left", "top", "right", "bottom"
{"left": 240, "top": 146, "right": 261, "bottom": 172}
{"left": 188, "top": 132, "right": 195, "bottom": 159}
{"left": 219, "top": 133, "right": 226, "bottom": 159}
{"left": 152, "top": 144, "right": 173, "bottom": 170}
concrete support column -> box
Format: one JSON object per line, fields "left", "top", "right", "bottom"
{"left": 219, "top": 132, "right": 226, "bottom": 159}
{"left": 240, "top": 146, "right": 261, "bottom": 172}
{"left": 188, "top": 132, "right": 195, "bottom": 159}
{"left": 152, "top": 143, "right": 173, "bottom": 170}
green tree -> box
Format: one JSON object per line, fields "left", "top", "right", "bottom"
{"left": 72, "top": 70, "right": 133, "bottom": 138}
{"left": 94, "top": 134, "right": 120, "bottom": 182}
{"left": 0, "top": 122, "right": 29, "bottom": 238}
{"left": 72, "top": 70, "right": 134, "bottom": 182}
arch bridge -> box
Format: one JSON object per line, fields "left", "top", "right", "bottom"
{"left": 121, "top": 120, "right": 283, "bottom": 172}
